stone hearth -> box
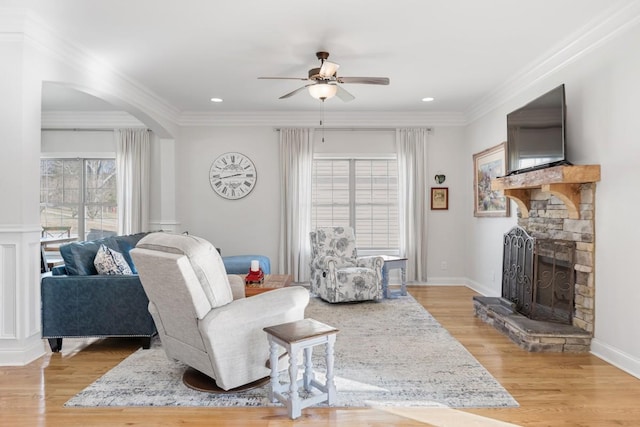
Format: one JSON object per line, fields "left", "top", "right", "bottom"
{"left": 473, "top": 296, "right": 591, "bottom": 352}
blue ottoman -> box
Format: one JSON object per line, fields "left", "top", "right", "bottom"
{"left": 222, "top": 255, "right": 271, "bottom": 275}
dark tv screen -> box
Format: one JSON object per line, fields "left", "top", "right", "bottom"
{"left": 506, "top": 84, "right": 566, "bottom": 175}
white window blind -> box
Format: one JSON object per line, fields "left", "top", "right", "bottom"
{"left": 312, "top": 158, "right": 399, "bottom": 251}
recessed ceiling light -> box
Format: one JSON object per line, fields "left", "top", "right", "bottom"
{"left": 422, "top": 97, "right": 435, "bottom": 102}
{"left": 210, "top": 97, "right": 223, "bottom": 103}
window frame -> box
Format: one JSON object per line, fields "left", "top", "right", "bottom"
{"left": 40, "top": 155, "right": 118, "bottom": 240}
{"left": 311, "top": 153, "right": 400, "bottom": 255}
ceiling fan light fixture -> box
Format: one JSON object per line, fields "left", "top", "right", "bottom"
{"left": 258, "top": 51, "right": 389, "bottom": 101}
{"left": 308, "top": 83, "right": 337, "bottom": 101}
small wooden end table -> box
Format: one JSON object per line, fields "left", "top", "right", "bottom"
{"left": 263, "top": 318, "right": 339, "bottom": 419}
{"left": 244, "top": 274, "right": 292, "bottom": 297}
{"left": 379, "top": 255, "right": 408, "bottom": 298}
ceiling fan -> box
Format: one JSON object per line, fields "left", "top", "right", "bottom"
{"left": 258, "top": 51, "right": 390, "bottom": 102}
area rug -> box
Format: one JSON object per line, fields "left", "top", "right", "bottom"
{"left": 65, "top": 294, "right": 518, "bottom": 408}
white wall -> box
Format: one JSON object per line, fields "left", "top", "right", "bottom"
{"left": 175, "top": 126, "right": 281, "bottom": 263}
{"left": 465, "top": 23, "right": 640, "bottom": 377}
{"left": 175, "top": 126, "right": 467, "bottom": 279}
{"left": 315, "top": 127, "right": 467, "bottom": 283}
{"left": 426, "top": 127, "right": 468, "bottom": 284}
{"left": 464, "top": 111, "right": 517, "bottom": 296}
{"left": 313, "top": 129, "right": 395, "bottom": 155}
{"left": 41, "top": 130, "right": 115, "bottom": 156}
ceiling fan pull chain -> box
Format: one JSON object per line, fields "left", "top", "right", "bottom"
{"left": 321, "top": 100, "right": 326, "bottom": 143}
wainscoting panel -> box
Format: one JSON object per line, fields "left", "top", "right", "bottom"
{"left": 0, "top": 227, "right": 45, "bottom": 365}
{"left": 0, "top": 243, "right": 17, "bottom": 339}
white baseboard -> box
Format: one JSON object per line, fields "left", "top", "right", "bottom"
{"left": 463, "top": 278, "right": 494, "bottom": 297}
{"left": 590, "top": 338, "right": 640, "bottom": 380}
{"left": 409, "top": 277, "right": 494, "bottom": 294}
{"left": 422, "top": 277, "right": 469, "bottom": 286}
{"left": 0, "top": 337, "right": 45, "bottom": 366}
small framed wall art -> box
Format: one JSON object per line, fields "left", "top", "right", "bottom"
{"left": 431, "top": 187, "right": 449, "bottom": 210}
{"left": 472, "top": 141, "right": 510, "bottom": 217}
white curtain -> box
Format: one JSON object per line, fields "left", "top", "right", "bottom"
{"left": 116, "top": 129, "right": 150, "bottom": 235}
{"left": 396, "top": 128, "right": 429, "bottom": 282}
{"left": 278, "top": 128, "right": 314, "bottom": 282}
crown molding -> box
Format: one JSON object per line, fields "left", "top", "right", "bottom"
{"left": 41, "top": 111, "right": 146, "bottom": 129}
{"left": 42, "top": 110, "right": 467, "bottom": 129}
{"left": 466, "top": 0, "right": 640, "bottom": 123}
{"left": 1, "top": 8, "right": 181, "bottom": 130}
{"left": 178, "top": 110, "right": 468, "bottom": 127}
{"left": 12, "top": 3, "right": 637, "bottom": 130}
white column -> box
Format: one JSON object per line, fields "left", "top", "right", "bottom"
{"left": 0, "top": 18, "right": 46, "bottom": 364}
{"left": 149, "top": 136, "right": 180, "bottom": 232}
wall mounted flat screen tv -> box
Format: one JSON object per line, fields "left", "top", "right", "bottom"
{"left": 506, "top": 84, "right": 568, "bottom": 175}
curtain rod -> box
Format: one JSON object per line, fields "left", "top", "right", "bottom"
{"left": 41, "top": 128, "right": 150, "bottom": 132}
{"left": 274, "top": 127, "right": 432, "bottom": 132}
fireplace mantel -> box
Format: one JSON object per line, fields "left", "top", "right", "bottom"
{"left": 491, "top": 165, "right": 601, "bottom": 219}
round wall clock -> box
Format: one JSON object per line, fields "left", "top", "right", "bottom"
{"left": 209, "top": 152, "right": 257, "bottom": 200}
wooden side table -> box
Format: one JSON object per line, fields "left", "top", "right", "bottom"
{"left": 263, "top": 318, "right": 339, "bottom": 419}
{"left": 380, "top": 255, "right": 408, "bottom": 298}
{"left": 244, "top": 274, "right": 292, "bottom": 297}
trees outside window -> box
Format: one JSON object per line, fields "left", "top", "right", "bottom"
{"left": 40, "top": 158, "right": 117, "bottom": 240}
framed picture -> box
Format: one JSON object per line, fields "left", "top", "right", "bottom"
{"left": 473, "top": 142, "right": 510, "bottom": 217}
{"left": 431, "top": 187, "right": 449, "bottom": 210}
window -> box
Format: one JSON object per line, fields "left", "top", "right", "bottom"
{"left": 312, "top": 158, "right": 399, "bottom": 252}
{"left": 40, "top": 158, "right": 117, "bottom": 240}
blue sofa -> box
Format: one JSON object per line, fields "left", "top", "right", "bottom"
{"left": 41, "top": 232, "right": 157, "bottom": 352}
{"left": 41, "top": 232, "right": 272, "bottom": 352}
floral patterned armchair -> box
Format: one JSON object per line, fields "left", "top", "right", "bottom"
{"left": 309, "top": 226, "right": 384, "bottom": 303}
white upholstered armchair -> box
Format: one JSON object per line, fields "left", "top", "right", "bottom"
{"left": 309, "top": 226, "right": 384, "bottom": 303}
{"left": 131, "top": 232, "right": 309, "bottom": 391}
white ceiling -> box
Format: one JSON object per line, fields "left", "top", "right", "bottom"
{"left": 10, "top": 0, "right": 635, "bottom": 115}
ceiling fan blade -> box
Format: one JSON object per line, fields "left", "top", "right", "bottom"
{"left": 337, "top": 77, "right": 390, "bottom": 85}
{"left": 279, "top": 84, "right": 314, "bottom": 99}
{"left": 319, "top": 61, "right": 340, "bottom": 78}
{"left": 335, "top": 85, "right": 355, "bottom": 102}
{"left": 258, "top": 76, "right": 309, "bottom": 81}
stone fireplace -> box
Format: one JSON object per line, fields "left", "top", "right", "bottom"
{"left": 473, "top": 165, "right": 600, "bottom": 352}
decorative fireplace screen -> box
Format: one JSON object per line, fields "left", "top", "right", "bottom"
{"left": 502, "top": 226, "right": 575, "bottom": 324}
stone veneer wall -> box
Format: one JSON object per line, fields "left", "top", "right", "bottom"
{"left": 516, "top": 183, "right": 595, "bottom": 333}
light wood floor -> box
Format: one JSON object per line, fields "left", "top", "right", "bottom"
{"left": 2, "top": 286, "right": 639, "bottom": 426}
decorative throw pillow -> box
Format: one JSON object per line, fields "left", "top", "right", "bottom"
{"left": 94, "top": 244, "right": 133, "bottom": 275}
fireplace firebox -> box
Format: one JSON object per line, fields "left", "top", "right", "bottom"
{"left": 502, "top": 226, "right": 575, "bottom": 325}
